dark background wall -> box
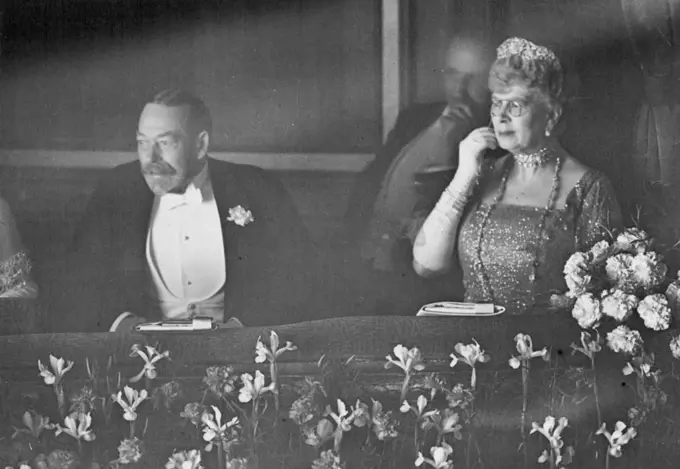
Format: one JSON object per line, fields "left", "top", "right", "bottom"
{"left": 1, "top": 0, "right": 382, "bottom": 153}
{"left": 0, "top": 0, "right": 652, "bottom": 267}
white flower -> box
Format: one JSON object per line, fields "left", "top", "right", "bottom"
{"left": 631, "top": 251, "right": 668, "bottom": 290}
{"left": 449, "top": 339, "right": 489, "bottom": 389}
{"left": 450, "top": 339, "right": 490, "bottom": 368}
{"left": 622, "top": 351, "right": 655, "bottom": 378}
{"left": 400, "top": 395, "right": 436, "bottom": 421}
{"left": 596, "top": 421, "right": 637, "bottom": 458}
{"left": 589, "top": 240, "right": 611, "bottom": 264}
{"left": 570, "top": 330, "right": 602, "bottom": 360}
{"left": 637, "top": 294, "right": 672, "bottom": 331}
{"left": 254, "top": 330, "right": 297, "bottom": 364}
{"left": 415, "top": 442, "right": 454, "bottom": 469}
{"left": 12, "top": 410, "right": 53, "bottom": 439}
{"left": 238, "top": 370, "right": 273, "bottom": 403}
{"left": 53, "top": 411, "right": 96, "bottom": 442}
{"left": 384, "top": 345, "right": 425, "bottom": 374}
{"left": 129, "top": 344, "right": 170, "bottom": 383}
{"left": 371, "top": 399, "right": 399, "bottom": 441}
{"left": 531, "top": 416, "right": 569, "bottom": 464}
{"left": 351, "top": 400, "right": 370, "bottom": 428}
{"left": 571, "top": 293, "right": 603, "bottom": 329}
{"left": 434, "top": 409, "right": 463, "bottom": 440}
{"left": 225, "top": 458, "right": 251, "bottom": 469}
{"left": 563, "top": 251, "right": 593, "bottom": 295}
{"left": 606, "top": 325, "right": 643, "bottom": 355}
{"left": 614, "top": 228, "right": 651, "bottom": 254}
{"left": 201, "top": 406, "right": 239, "bottom": 452}
{"left": 311, "top": 450, "right": 344, "bottom": 469}
{"left": 326, "top": 398, "right": 357, "bottom": 434}
{"left": 325, "top": 398, "right": 366, "bottom": 452}
{"left": 117, "top": 437, "right": 144, "bottom": 465}
{"left": 226, "top": 205, "right": 254, "bottom": 227}
{"left": 605, "top": 253, "right": 636, "bottom": 292}
{"left": 601, "top": 289, "right": 638, "bottom": 322}
{"left": 509, "top": 333, "right": 549, "bottom": 369}
{"left": 165, "top": 449, "right": 203, "bottom": 469}
{"left": 670, "top": 335, "right": 680, "bottom": 359}
{"left": 38, "top": 355, "right": 74, "bottom": 386}
{"left": 113, "top": 386, "right": 149, "bottom": 421}
{"left": 303, "top": 419, "right": 334, "bottom": 447}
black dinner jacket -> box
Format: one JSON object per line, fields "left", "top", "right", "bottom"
{"left": 343, "top": 102, "right": 448, "bottom": 241}
{"left": 55, "top": 157, "right": 323, "bottom": 332}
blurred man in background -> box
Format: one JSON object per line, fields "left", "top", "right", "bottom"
{"left": 343, "top": 34, "right": 495, "bottom": 313}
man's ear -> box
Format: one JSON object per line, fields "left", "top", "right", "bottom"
{"left": 196, "top": 130, "right": 210, "bottom": 159}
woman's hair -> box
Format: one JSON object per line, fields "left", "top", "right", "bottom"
{"left": 488, "top": 38, "right": 564, "bottom": 108}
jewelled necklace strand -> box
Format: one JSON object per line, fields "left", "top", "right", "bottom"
{"left": 473, "top": 155, "right": 563, "bottom": 304}
{"left": 514, "top": 147, "right": 551, "bottom": 168}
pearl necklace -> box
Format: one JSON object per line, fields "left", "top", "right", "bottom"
{"left": 514, "top": 147, "right": 551, "bottom": 168}
{"left": 473, "top": 155, "right": 563, "bottom": 304}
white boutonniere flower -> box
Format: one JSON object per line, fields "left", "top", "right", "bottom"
{"left": 227, "top": 205, "right": 254, "bottom": 227}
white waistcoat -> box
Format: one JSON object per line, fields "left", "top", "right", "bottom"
{"left": 145, "top": 166, "right": 227, "bottom": 321}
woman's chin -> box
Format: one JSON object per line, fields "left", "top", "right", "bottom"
{"left": 496, "top": 139, "right": 517, "bottom": 153}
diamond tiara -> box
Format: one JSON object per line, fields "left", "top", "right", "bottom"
{"left": 496, "top": 37, "right": 562, "bottom": 73}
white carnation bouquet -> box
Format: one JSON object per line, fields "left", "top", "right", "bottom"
{"left": 551, "top": 227, "right": 680, "bottom": 332}
{"left": 551, "top": 226, "right": 680, "bottom": 436}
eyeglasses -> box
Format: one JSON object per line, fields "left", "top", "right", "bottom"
{"left": 490, "top": 98, "right": 530, "bottom": 118}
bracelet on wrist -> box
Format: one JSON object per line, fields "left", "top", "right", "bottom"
{"left": 439, "top": 189, "right": 468, "bottom": 213}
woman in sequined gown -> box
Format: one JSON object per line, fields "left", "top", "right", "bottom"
{"left": 0, "top": 195, "right": 38, "bottom": 299}
{"left": 412, "top": 38, "right": 622, "bottom": 313}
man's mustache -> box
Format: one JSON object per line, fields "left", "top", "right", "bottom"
{"left": 142, "top": 163, "right": 176, "bottom": 175}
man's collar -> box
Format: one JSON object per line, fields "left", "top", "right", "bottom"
{"left": 157, "top": 161, "right": 211, "bottom": 209}
{"left": 191, "top": 160, "right": 210, "bottom": 197}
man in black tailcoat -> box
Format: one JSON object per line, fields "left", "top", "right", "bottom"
{"left": 54, "top": 89, "right": 322, "bottom": 332}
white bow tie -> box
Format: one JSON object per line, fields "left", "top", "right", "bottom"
{"left": 159, "top": 185, "right": 204, "bottom": 210}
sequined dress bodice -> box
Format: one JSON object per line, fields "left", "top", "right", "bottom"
{"left": 457, "top": 169, "right": 621, "bottom": 313}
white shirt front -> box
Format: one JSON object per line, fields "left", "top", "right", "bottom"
{"left": 145, "top": 164, "right": 226, "bottom": 321}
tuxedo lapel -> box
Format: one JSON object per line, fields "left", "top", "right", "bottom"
{"left": 207, "top": 158, "right": 253, "bottom": 303}
{"left": 125, "top": 169, "right": 155, "bottom": 263}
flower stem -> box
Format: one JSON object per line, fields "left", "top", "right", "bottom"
{"left": 605, "top": 450, "right": 610, "bottom": 469}
{"left": 521, "top": 360, "right": 530, "bottom": 469}
{"left": 414, "top": 422, "right": 419, "bottom": 452}
{"left": 471, "top": 367, "right": 477, "bottom": 391}
{"left": 55, "top": 385, "right": 66, "bottom": 419}
{"left": 130, "top": 420, "right": 136, "bottom": 439}
{"left": 591, "top": 355, "right": 602, "bottom": 428}
{"left": 270, "top": 360, "right": 280, "bottom": 425}
{"left": 466, "top": 432, "right": 473, "bottom": 469}
{"left": 400, "top": 373, "right": 411, "bottom": 404}
{"left": 251, "top": 398, "right": 260, "bottom": 442}
{"left": 217, "top": 445, "right": 225, "bottom": 469}
{"left": 466, "top": 402, "right": 476, "bottom": 469}
{"left": 549, "top": 447, "right": 556, "bottom": 469}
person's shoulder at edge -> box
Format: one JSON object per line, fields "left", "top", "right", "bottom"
{"left": 0, "top": 194, "right": 13, "bottom": 220}
{"left": 0, "top": 195, "right": 39, "bottom": 299}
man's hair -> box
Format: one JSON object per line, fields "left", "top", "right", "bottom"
{"left": 446, "top": 32, "right": 493, "bottom": 61}
{"left": 149, "top": 88, "right": 213, "bottom": 136}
